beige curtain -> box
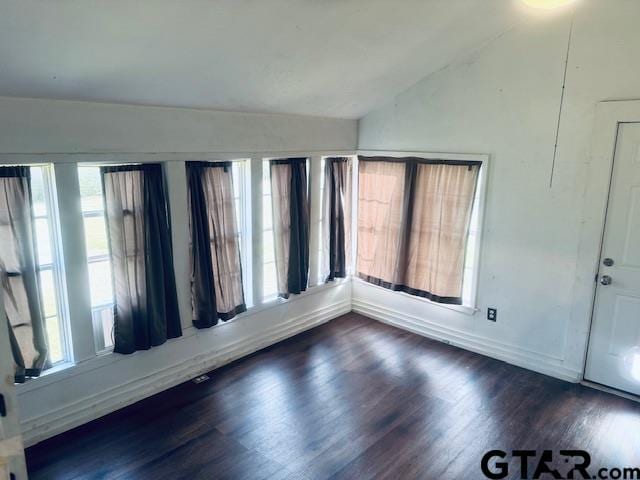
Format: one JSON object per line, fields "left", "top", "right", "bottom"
{"left": 102, "top": 164, "right": 182, "bottom": 354}
{"left": 357, "top": 157, "right": 480, "bottom": 304}
{"left": 271, "top": 162, "right": 291, "bottom": 296}
{"left": 404, "top": 163, "right": 479, "bottom": 301}
{"left": 0, "top": 166, "right": 48, "bottom": 382}
{"left": 270, "top": 158, "right": 309, "bottom": 298}
{"left": 201, "top": 165, "right": 245, "bottom": 318}
{"left": 356, "top": 160, "right": 406, "bottom": 284}
{"left": 103, "top": 168, "right": 146, "bottom": 334}
{"left": 187, "top": 162, "right": 246, "bottom": 327}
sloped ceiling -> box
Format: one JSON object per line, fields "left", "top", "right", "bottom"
{"left": 0, "top": 0, "right": 524, "bottom": 118}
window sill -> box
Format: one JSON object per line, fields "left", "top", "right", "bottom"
{"left": 41, "top": 361, "right": 75, "bottom": 377}
{"left": 16, "top": 279, "right": 350, "bottom": 394}
{"left": 352, "top": 277, "right": 478, "bottom": 316}
{"left": 222, "top": 277, "right": 351, "bottom": 324}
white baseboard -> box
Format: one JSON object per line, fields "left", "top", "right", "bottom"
{"left": 22, "top": 293, "right": 582, "bottom": 447}
{"left": 21, "top": 300, "right": 351, "bottom": 447}
{"left": 352, "top": 298, "right": 582, "bottom": 383}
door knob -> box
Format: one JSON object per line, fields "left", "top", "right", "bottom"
{"left": 600, "top": 275, "right": 612, "bottom": 286}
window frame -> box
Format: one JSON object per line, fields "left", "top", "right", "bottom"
{"left": 261, "top": 159, "right": 278, "bottom": 302}
{"left": 2, "top": 164, "right": 73, "bottom": 368}
{"left": 231, "top": 159, "right": 253, "bottom": 307}
{"left": 316, "top": 156, "right": 326, "bottom": 285}
{"left": 35, "top": 164, "right": 73, "bottom": 366}
{"left": 261, "top": 157, "right": 311, "bottom": 302}
{"left": 316, "top": 154, "right": 358, "bottom": 285}
{"left": 11, "top": 151, "right": 355, "bottom": 391}
{"left": 77, "top": 165, "right": 116, "bottom": 353}
{"left": 184, "top": 159, "right": 254, "bottom": 309}
{"left": 355, "top": 150, "right": 489, "bottom": 316}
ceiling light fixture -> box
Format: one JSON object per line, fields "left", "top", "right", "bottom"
{"left": 521, "top": 0, "right": 576, "bottom": 9}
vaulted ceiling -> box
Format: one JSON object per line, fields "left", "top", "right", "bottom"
{"left": 0, "top": 0, "right": 527, "bottom": 118}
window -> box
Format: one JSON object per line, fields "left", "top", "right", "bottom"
{"left": 78, "top": 166, "right": 114, "bottom": 352}
{"left": 232, "top": 160, "right": 252, "bottom": 307}
{"left": 319, "top": 155, "right": 355, "bottom": 284}
{"left": 262, "top": 161, "right": 278, "bottom": 300}
{"left": 262, "top": 158, "right": 311, "bottom": 301}
{"left": 356, "top": 155, "right": 483, "bottom": 310}
{"left": 317, "top": 157, "right": 326, "bottom": 285}
{"left": 30, "top": 165, "right": 69, "bottom": 366}
{"left": 462, "top": 180, "right": 482, "bottom": 307}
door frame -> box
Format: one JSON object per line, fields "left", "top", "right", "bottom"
{"left": 576, "top": 100, "right": 640, "bottom": 384}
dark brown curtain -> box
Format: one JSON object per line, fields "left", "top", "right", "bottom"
{"left": 101, "top": 164, "right": 181, "bottom": 354}
{"left": 357, "top": 156, "right": 480, "bottom": 304}
{"left": 322, "top": 157, "right": 352, "bottom": 281}
{"left": 187, "top": 162, "right": 246, "bottom": 328}
{"left": 270, "top": 158, "right": 309, "bottom": 298}
{"left": 0, "top": 166, "right": 48, "bottom": 383}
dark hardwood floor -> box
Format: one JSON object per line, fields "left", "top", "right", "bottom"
{"left": 26, "top": 313, "right": 640, "bottom": 479}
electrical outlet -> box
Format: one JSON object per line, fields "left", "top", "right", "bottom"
{"left": 487, "top": 308, "right": 497, "bottom": 322}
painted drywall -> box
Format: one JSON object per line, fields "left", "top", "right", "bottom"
{"left": 0, "top": 1, "right": 521, "bottom": 118}
{"left": 0, "top": 96, "right": 356, "bottom": 154}
{"left": 356, "top": 1, "right": 640, "bottom": 380}
{"left": 20, "top": 285, "right": 351, "bottom": 446}
{"left": 0, "top": 96, "right": 356, "bottom": 445}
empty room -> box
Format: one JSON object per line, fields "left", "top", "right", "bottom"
{"left": 1, "top": 0, "right": 640, "bottom": 479}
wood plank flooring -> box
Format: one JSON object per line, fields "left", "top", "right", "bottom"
{"left": 26, "top": 313, "right": 640, "bottom": 479}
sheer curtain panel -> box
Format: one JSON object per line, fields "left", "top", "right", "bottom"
{"left": 357, "top": 157, "right": 480, "bottom": 304}
{"left": 187, "top": 161, "right": 246, "bottom": 328}
{"left": 101, "top": 164, "right": 181, "bottom": 354}
{"left": 0, "top": 166, "right": 48, "bottom": 383}
{"left": 270, "top": 158, "right": 309, "bottom": 298}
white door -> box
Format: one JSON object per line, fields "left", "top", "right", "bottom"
{"left": 0, "top": 293, "right": 28, "bottom": 479}
{"left": 585, "top": 122, "right": 640, "bottom": 395}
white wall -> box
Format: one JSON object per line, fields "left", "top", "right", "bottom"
{"left": 356, "top": 1, "right": 640, "bottom": 382}
{"left": 0, "top": 96, "right": 356, "bottom": 154}
{"left": 0, "top": 97, "right": 356, "bottom": 446}
{"left": 20, "top": 285, "right": 351, "bottom": 446}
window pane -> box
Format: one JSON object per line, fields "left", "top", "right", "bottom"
{"left": 464, "top": 236, "right": 476, "bottom": 266}
{"left": 318, "top": 220, "right": 324, "bottom": 285}
{"left": 39, "top": 268, "right": 58, "bottom": 318}
{"left": 263, "top": 261, "right": 278, "bottom": 299}
{"left": 234, "top": 197, "right": 242, "bottom": 233}
{"left": 34, "top": 218, "right": 52, "bottom": 265}
{"left": 79, "top": 165, "right": 115, "bottom": 323}
{"left": 262, "top": 161, "right": 277, "bottom": 300}
{"left": 88, "top": 260, "right": 114, "bottom": 306}
{"left": 78, "top": 166, "right": 104, "bottom": 212}
{"left": 263, "top": 195, "right": 273, "bottom": 230}
{"left": 30, "top": 166, "right": 48, "bottom": 217}
{"left": 319, "top": 157, "right": 326, "bottom": 190}
{"left": 93, "top": 306, "right": 115, "bottom": 350}
{"left": 33, "top": 166, "right": 67, "bottom": 365}
{"left": 232, "top": 163, "right": 242, "bottom": 197}
{"left": 83, "top": 215, "right": 110, "bottom": 257}
{"left": 45, "top": 316, "right": 63, "bottom": 364}
{"left": 263, "top": 230, "right": 275, "bottom": 263}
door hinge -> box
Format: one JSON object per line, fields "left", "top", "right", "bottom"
{"left": 0, "top": 394, "right": 6, "bottom": 417}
